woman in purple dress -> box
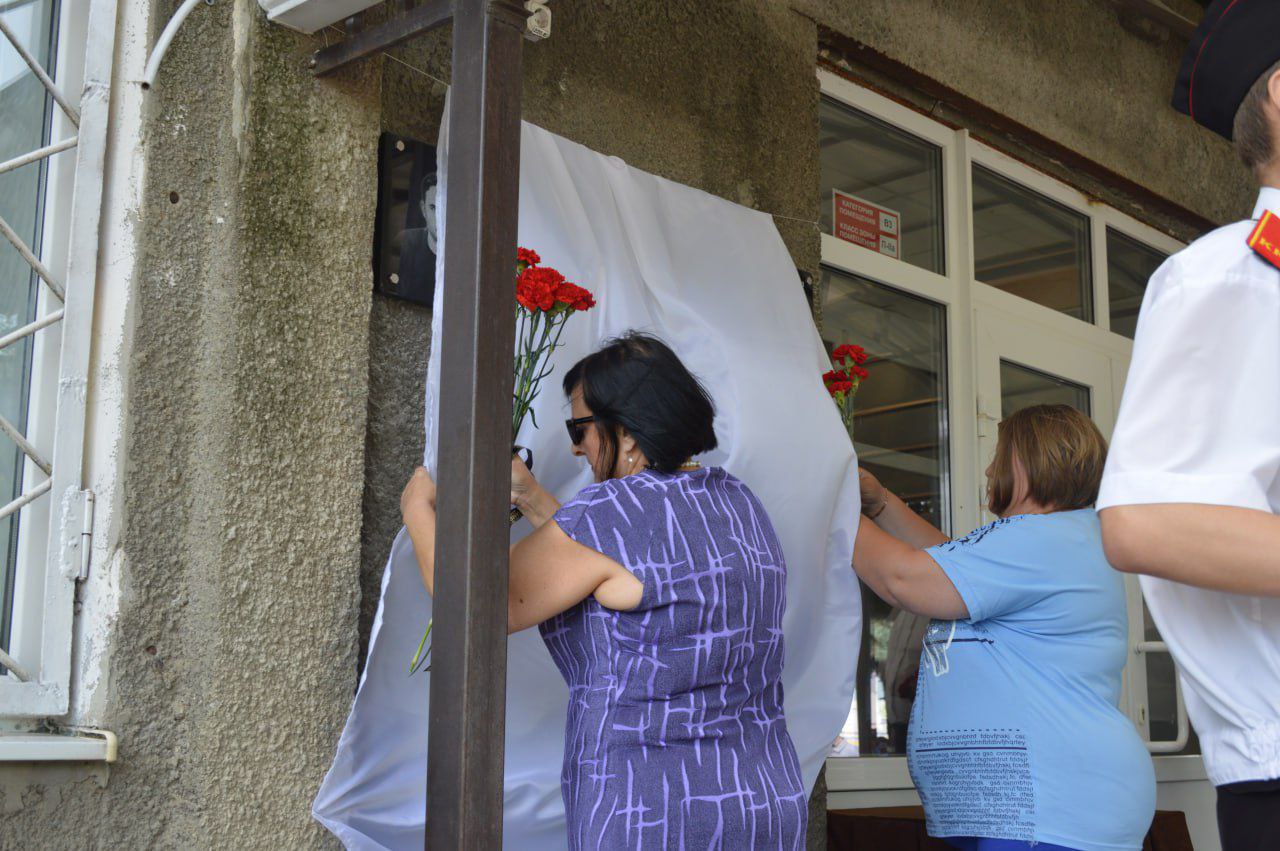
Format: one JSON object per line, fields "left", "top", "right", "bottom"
{"left": 401, "top": 332, "right": 807, "bottom": 850}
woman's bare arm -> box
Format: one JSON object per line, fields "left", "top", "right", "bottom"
{"left": 402, "top": 468, "right": 440, "bottom": 595}
{"left": 402, "top": 465, "right": 643, "bottom": 632}
{"left": 854, "top": 517, "right": 968, "bottom": 620}
{"left": 869, "top": 491, "right": 949, "bottom": 549}
{"left": 506, "top": 520, "right": 642, "bottom": 632}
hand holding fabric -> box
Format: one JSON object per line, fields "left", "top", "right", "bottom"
{"left": 510, "top": 455, "right": 538, "bottom": 507}
{"left": 858, "top": 467, "right": 887, "bottom": 517}
{"left": 401, "top": 466, "right": 438, "bottom": 521}
{"left": 511, "top": 455, "right": 559, "bottom": 528}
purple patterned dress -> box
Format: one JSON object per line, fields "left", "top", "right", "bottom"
{"left": 543, "top": 466, "right": 807, "bottom": 850}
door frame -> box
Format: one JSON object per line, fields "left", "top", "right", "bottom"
{"left": 817, "top": 69, "right": 1200, "bottom": 798}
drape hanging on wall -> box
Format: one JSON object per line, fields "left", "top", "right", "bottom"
{"left": 313, "top": 111, "right": 862, "bottom": 850}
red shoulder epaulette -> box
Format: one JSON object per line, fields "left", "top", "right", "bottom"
{"left": 1247, "top": 210, "right": 1280, "bottom": 270}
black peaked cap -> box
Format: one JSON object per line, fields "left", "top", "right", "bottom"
{"left": 1172, "top": 0, "right": 1280, "bottom": 140}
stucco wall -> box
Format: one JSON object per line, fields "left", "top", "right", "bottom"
{"left": 2, "top": 0, "right": 1255, "bottom": 849}
{"left": 0, "top": 0, "right": 379, "bottom": 847}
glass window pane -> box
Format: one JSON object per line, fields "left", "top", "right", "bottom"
{"left": 999, "top": 361, "right": 1090, "bottom": 418}
{"left": 1143, "top": 602, "right": 1200, "bottom": 754}
{"left": 0, "top": 0, "right": 59, "bottom": 652}
{"left": 1106, "top": 229, "right": 1167, "bottom": 339}
{"left": 820, "top": 267, "right": 948, "bottom": 756}
{"left": 820, "top": 98, "right": 945, "bottom": 275}
{"left": 973, "top": 165, "right": 1093, "bottom": 321}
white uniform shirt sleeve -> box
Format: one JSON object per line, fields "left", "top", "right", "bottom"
{"left": 1098, "top": 255, "right": 1280, "bottom": 512}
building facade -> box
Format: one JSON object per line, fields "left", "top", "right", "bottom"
{"left": 0, "top": 0, "right": 1246, "bottom": 848}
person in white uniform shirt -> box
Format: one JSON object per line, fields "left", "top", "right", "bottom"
{"left": 1097, "top": 3, "right": 1280, "bottom": 850}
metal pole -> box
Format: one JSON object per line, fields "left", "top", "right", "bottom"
{"left": 427, "top": 1, "right": 525, "bottom": 848}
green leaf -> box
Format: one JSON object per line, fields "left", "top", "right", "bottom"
{"left": 409, "top": 619, "right": 433, "bottom": 676}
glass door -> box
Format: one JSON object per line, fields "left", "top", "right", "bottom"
{"left": 971, "top": 300, "right": 1189, "bottom": 752}
{"left": 972, "top": 302, "right": 1116, "bottom": 523}
{"left": 821, "top": 266, "right": 950, "bottom": 759}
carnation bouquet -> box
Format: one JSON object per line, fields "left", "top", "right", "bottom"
{"left": 411, "top": 248, "right": 596, "bottom": 674}
{"left": 823, "top": 343, "right": 870, "bottom": 439}
{"left": 510, "top": 248, "right": 596, "bottom": 463}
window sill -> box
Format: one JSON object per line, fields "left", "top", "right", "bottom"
{"left": 0, "top": 730, "right": 116, "bottom": 763}
{"left": 1151, "top": 754, "right": 1208, "bottom": 783}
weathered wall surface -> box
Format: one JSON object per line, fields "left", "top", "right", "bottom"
{"left": 800, "top": 0, "right": 1255, "bottom": 228}
{"left": 0, "top": 0, "right": 379, "bottom": 847}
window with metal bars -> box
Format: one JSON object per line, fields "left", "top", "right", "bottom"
{"left": 0, "top": 0, "right": 113, "bottom": 718}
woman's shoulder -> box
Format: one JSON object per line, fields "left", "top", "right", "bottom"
{"left": 934, "top": 510, "right": 1099, "bottom": 555}
{"left": 564, "top": 476, "right": 634, "bottom": 513}
{"left": 565, "top": 467, "right": 741, "bottom": 516}
{"left": 933, "top": 514, "right": 1035, "bottom": 554}
{"left": 555, "top": 478, "right": 642, "bottom": 542}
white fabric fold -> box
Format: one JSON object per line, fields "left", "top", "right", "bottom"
{"left": 314, "top": 111, "right": 861, "bottom": 850}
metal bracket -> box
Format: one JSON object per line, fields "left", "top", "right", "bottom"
{"left": 57, "top": 488, "right": 94, "bottom": 581}
{"left": 78, "top": 489, "right": 95, "bottom": 580}
{"left": 311, "top": 0, "right": 552, "bottom": 77}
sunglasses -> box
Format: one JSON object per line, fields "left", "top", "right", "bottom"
{"left": 565, "top": 415, "right": 595, "bottom": 445}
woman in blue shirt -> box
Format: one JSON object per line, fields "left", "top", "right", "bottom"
{"left": 854, "top": 404, "right": 1155, "bottom": 851}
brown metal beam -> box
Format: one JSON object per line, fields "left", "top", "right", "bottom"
{"left": 310, "top": 0, "right": 454, "bottom": 77}
{"left": 426, "top": 0, "right": 526, "bottom": 848}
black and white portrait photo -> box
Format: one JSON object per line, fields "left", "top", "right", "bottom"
{"left": 374, "top": 133, "right": 438, "bottom": 307}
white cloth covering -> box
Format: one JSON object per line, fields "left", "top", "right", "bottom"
{"left": 1098, "top": 187, "right": 1280, "bottom": 786}
{"left": 313, "top": 114, "right": 862, "bottom": 849}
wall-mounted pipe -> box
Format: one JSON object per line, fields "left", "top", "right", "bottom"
{"left": 142, "top": 0, "right": 212, "bottom": 90}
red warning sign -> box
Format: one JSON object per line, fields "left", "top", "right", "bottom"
{"left": 833, "top": 190, "right": 900, "bottom": 260}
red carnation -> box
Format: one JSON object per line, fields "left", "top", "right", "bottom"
{"left": 832, "top": 344, "right": 869, "bottom": 366}
{"left": 516, "top": 265, "right": 565, "bottom": 312}
{"left": 823, "top": 369, "right": 854, "bottom": 396}
{"left": 517, "top": 247, "right": 541, "bottom": 267}
{"left": 851, "top": 365, "right": 869, "bottom": 381}
{"left": 554, "top": 280, "right": 596, "bottom": 312}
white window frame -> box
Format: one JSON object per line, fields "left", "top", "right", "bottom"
{"left": 0, "top": 0, "right": 117, "bottom": 719}
{"left": 817, "top": 69, "right": 1197, "bottom": 797}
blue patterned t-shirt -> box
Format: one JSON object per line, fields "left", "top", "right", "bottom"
{"left": 909, "top": 510, "right": 1155, "bottom": 851}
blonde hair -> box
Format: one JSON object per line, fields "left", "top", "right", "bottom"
{"left": 988, "top": 404, "right": 1108, "bottom": 516}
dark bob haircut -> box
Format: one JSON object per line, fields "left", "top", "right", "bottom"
{"left": 562, "top": 332, "right": 717, "bottom": 476}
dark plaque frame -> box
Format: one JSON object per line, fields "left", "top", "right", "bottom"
{"left": 373, "top": 131, "right": 438, "bottom": 308}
